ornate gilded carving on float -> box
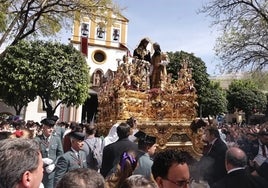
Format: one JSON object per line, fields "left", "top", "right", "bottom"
{"left": 97, "top": 56, "right": 203, "bottom": 158}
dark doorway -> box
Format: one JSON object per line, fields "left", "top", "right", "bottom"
{"left": 82, "top": 93, "right": 98, "bottom": 123}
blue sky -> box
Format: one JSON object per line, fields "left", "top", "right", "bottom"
{"left": 114, "top": 0, "right": 222, "bottom": 76}
{"left": 55, "top": 0, "right": 222, "bottom": 75}
{"left": 0, "top": 0, "right": 222, "bottom": 76}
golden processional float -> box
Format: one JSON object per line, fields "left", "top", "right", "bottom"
{"left": 96, "top": 57, "right": 203, "bottom": 158}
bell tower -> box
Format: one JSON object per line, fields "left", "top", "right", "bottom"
{"left": 71, "top": 11, "right": 129, "bottom": 85}
{"left": 70, "top": 11, "right": 130, "bottom": 123}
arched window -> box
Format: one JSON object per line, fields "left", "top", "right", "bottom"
{"left": 93, "top": 70, "right": 103, "bottom": 86}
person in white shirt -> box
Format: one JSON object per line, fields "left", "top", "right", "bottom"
{"left": 103, "top": 123, "right": 119, "bottom": 147}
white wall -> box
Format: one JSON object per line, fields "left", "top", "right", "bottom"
{"left": 73, "top": 43, "right": 126, "bottom": 75}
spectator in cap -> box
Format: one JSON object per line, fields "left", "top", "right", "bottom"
{"left": 62, "top": 122, "right": 83, "bottom": 152}
{"left": 133, "top": 131, "right": 157, "bottom": 181}
{"left": 34, "top": 118, "right": 64, "bottom": 188}
{"left": 54, "top": 131, "right": 88, "bottom": 186}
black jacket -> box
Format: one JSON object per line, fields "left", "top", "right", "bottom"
{"left": 212, "top": 169, "right": 268, "bottom": 188}
{"left": 100, "top": 138, "right": 138, "bottom": 177}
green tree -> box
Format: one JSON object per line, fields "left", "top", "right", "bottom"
{"left": 201, "top": 81, "right": 227, "bottom": 118}
{"left": 200, "top": 0, "right": 268, "bottom": 72}
{"left": 227, "top": 79, "right": 267, "bottom": 122}
{"left": 0, "top": 40, "right": 36, "bottom": 114}
{"left": 167, "top": 51, "right": 225, "bottom": 117}
{"left": 0, "top": 0, "right": 119, "bottom": 55}
{"left": 0, "top": 40, "right": 90, "bottom": 117}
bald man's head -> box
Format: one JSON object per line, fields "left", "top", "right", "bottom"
{"left": 225, "top": 147, "right": 247, "bottom": 168}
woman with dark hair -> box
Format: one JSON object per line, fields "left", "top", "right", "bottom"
{"left": 105, "top": 150, "right": 137, "bottom": 188}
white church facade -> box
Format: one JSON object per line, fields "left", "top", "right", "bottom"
{"left": 0, "top": 11, "right": 130, "bottom": 123}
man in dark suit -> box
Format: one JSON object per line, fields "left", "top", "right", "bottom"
{"left": 212, "top": 147, "right": 268, "bottom": 188}
{"left": 252, "top": 127, "right": 268, "bottom": 167}
{"left": 100, "top": 122, "right": 138, "bottom": 177}
{"left": 240, "top": 126, "right": 268, "bottom": 172}
{"left": 198, "top": 126, "right": 228, "bottom": 186}
{"left": 54, "top": 131, "right": 88, "bottom": 186}
{"left": 35, "top": 118, "right": 64, "bottom": 188}
{"left": 238, "top": 130, "right": 258, "bottom": 170}
{"left": 252, "top": 158, "right": 268, "bottom": 182}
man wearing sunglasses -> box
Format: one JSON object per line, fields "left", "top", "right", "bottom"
{"left": 151, "top": 149, "right": 192, "bottom": 188}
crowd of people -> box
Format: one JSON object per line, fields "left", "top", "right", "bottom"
{"left": 0, "top": 37, "right": 268, "bottom": 188}
{"left": 1, "top": 115, "right": 268, "bottom": 188}
{"left": 0, "top": 116, "right": 157, "bottom": 188}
